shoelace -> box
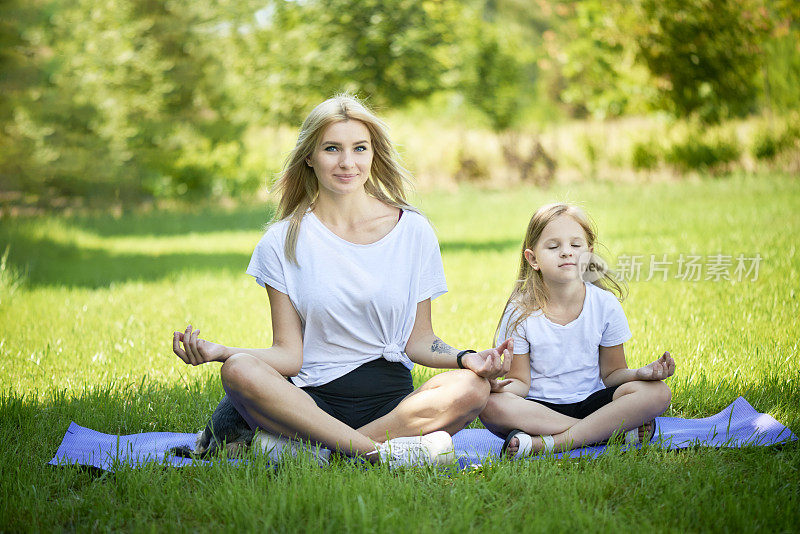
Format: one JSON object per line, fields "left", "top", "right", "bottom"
{"left": 381, "top": 441, "right": 429, "bottom": 467}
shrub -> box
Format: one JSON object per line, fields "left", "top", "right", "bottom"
{"left": 751, "top": 121, "right": 800, "bottom": 162}
{"left": 631, "top": 140, "right": 661, "bottom": 170}
{"left": 665, "top": 131, "right": 741, "bottom": 173}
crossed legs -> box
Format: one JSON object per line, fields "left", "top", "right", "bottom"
{"left": 220, "top": 353, "right": 491, "bottom": 459}
{"left": 480, "top": 380, "right": 672, "bottom": 455}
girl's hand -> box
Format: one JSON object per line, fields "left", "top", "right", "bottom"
{"left": 635, "top": 351, "right": 675, "bottom": 381}
{"left": 173, "top": 325, "right": 228, "bottom": 366}
{"left": 463, "top": 338, "right": 514, "bottom": 381}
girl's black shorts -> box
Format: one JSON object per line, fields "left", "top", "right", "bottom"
{"left": 530, "top": 385, "right": 620, "bottom": 419}
{"left": 299, "top": 358, "right": 414, "bottom": 429}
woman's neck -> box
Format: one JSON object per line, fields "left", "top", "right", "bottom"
{"left": 312, "top": 189, "right": 399, "bottom": 244}
{"left": 313, "top": 189, "right": 379, "bottom": 227}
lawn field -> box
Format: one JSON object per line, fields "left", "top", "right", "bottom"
{"left": 1, "top": 173, "right": 799, "bottom": 532}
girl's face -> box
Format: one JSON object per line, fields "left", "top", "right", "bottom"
{"left": 307, "top": 120, "right": 373, "bottom": 197}
{"left": 525, "top": 214, "right": 591, "bottom": 284}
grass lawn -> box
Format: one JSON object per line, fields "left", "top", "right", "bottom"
{"left": 1, "top": 172, "right": 798, "bottom": 532}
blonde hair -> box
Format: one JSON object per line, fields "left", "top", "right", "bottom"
{"left": 495, "top": 202, "right": 627, "bottom": 343}
{"left": 272, "top": 94, "right": 415, "bottom": 264}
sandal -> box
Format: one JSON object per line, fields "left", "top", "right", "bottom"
{"left": 624, "top": 419, "right": 655, "bottom": 445}
{"left": 501, "top": 429, "right": 555, "bottom": 458}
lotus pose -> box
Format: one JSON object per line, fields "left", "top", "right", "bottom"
{"left": 479, "top": 202, "right": 675, "bottom": 457}
{"left": 173, "top": 94, "right": 512, "bottom": 467}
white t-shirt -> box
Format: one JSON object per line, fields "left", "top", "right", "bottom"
{"left": 246, "top": 209, "right": 448, "bottom": 388}
{"left": 500, "top": 282, "right": 632, "bottom": 404}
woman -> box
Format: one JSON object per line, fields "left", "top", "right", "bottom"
{"left": 173, "top": 94, "right": 512, "bottom": 467}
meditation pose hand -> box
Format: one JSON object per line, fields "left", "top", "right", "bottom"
{"left": 173, "top": 325, "right": 228, "bottom": 366}
{"left": 635, "top": 351, "right": 675, "bottom": 381}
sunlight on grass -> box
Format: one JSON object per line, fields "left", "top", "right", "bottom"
{"left": 1, "top": 173, "right": 798, "bottom": 531}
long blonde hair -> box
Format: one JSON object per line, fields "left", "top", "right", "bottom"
{"left": 272, "top": 94, "right": 415, "bottom": 264}
{"left": 495, "top": 203, "right": 627, "bottom": 343}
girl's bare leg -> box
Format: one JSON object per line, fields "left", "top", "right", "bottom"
{"left": 479, "top": 391, "right": 580, "bottom": 455}
{"left": 358, "top": 370, "right": 491, "bottom": 441}
{"left": 518, "top": 380, "right": 672, "bottom": 454}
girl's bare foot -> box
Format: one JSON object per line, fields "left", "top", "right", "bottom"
{"left": 502, "top": 430, "right": 549, "bottom": 458}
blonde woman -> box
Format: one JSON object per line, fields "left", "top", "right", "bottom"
{"left": 173, "top": 95, "right": 512, "bottom": 467}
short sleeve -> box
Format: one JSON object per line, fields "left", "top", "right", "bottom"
{"left": 499, "top": 303, "right": 530, "bottom": 355}
{"left": 245, "top": 225, "right": 288, "bottom": 293}
{"left": 599, "top": 293, "right": 632, "bottom": 347}
{"left": 416, "top": 217, "right": 448, "bottom": 302}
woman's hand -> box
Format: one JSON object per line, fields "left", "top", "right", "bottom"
{"left": 173, "top": 325, "right": 229, "bottom": 366}
{"left": 635, "top": 351, "right": 675, "bottom": 381}
{"left": 462, "top": 338, "right": 514, "bottom": 382}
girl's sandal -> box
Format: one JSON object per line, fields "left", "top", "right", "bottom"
{"left": 501, "top": 429, "right": 555, "bottom": 459}
{"left": 624, "top": 420, "right": 656, "bottom": 445}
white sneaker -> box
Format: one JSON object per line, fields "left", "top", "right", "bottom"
{"left": 256, "top": 431, "right": 331, "bottom": 466}
{"left": 375, "top": 431, "right": 455, "bottom": 468}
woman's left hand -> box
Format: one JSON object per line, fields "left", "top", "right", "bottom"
{"left": 462, "top": 338, "right": 514, "bottom": 381}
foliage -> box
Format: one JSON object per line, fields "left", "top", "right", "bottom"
{"left": 1, "top": 0, "right": 799, "bottom": 202}
{"left": 459, "top": 4, "right": 539, "bottom": 131}
{"left": 751, "top": 119, "right": 800, "bottom": 161}
{"left": 631, "top": 139, "right": 661, "bottom": 171}
{"left": 548, "top": 1, "right": 653, "bottom": 119}
{"left": 634, "top": 0, "right": 772, "bottom": 123}
{"left": 665, "top": 128, "right": 742, "bottom": 173}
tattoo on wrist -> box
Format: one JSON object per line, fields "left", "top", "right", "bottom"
{"left": 431, "top": 337, "right": 456, "bottom": 356}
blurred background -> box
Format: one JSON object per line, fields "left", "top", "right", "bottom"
{"left": 1, "top": 0, "right": 798, "bottom": 211}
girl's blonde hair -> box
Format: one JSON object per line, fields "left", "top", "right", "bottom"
{"left": 495, "top": 202, "right": 627, "bottom": 343}
{"left": 272, "top": 93, "right": 415, "bottom": 264}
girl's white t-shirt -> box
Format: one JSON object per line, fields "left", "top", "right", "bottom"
{"left": 500, "top": 282, "right": 632, "bottom": 404}
{"left": 246, "top": 210, "right": 447, "bottom": 388}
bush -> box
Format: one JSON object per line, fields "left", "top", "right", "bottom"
{"left": 751, "top": 123, "right": 800, "bottom": 161}
{"left": 665, "top": 130, "right": 741, "bottom": 173}
{"left": 631, "top": 140, "right": 661, "bottom": 170}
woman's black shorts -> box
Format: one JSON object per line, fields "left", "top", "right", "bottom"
{"left": 531, "top": 386, "right": 620, "bottom": 419}
{"left": 298, "top": 358, "right": 413, "bottom": 429}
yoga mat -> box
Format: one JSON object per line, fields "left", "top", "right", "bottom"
{"left": 49, "top": 397, "right": 796, "bottom": 472}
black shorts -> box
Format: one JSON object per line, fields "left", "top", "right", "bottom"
{"left": 299, "top": 358, "right": 413, "bottom": 429}
{"left": 531, "top": 386, "right": 619, "bottom": 419}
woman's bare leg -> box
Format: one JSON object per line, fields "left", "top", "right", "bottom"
{"left": 358, "top": 370, "right": 491, "bottom": 442}
{"left": 220, "top": 353, "right": 378, "bottom": 457}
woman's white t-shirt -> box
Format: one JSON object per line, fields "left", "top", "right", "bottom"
{"left": 246, "top": 210, "right": 447, "bottom": 388}
{"left": 500, "top": 282, "right": 632, "bottom": 404}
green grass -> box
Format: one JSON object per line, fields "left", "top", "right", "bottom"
{"left": 1, "top": 173, "right": 799, "bottom": 532}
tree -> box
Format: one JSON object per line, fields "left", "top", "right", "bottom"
{"left": 635, "top": 0, "right": 771, "bottom": 122}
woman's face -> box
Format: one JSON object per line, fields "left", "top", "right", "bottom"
{"left": 307, "top": 120, "right": 373, "bottom": 197}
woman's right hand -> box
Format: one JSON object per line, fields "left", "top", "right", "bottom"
{"left": 462, "top": 338, "right": 514, "bottom": 381}
{"left": 173, "top": 325, "right": 228, "bottom": 366}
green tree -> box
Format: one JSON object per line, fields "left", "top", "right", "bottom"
{"left": 635, "top": 0, "right": 771, "bottom": 122}
{"left": 233, "top": 0, "right": 463, "bottom": 125}
{"left": 459, "top": 1, "right": 539, "bottom": 131}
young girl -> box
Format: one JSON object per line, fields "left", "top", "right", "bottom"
{"left": 479, "top": 203, "right": 675, "bottom": 457}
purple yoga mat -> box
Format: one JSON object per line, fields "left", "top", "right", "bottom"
{"left": 49, "top": 397, "right": 795, "bottom": 471}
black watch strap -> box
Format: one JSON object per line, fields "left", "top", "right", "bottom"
{"left": 456, "top": 349, "right": 476, "bottom": 369}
